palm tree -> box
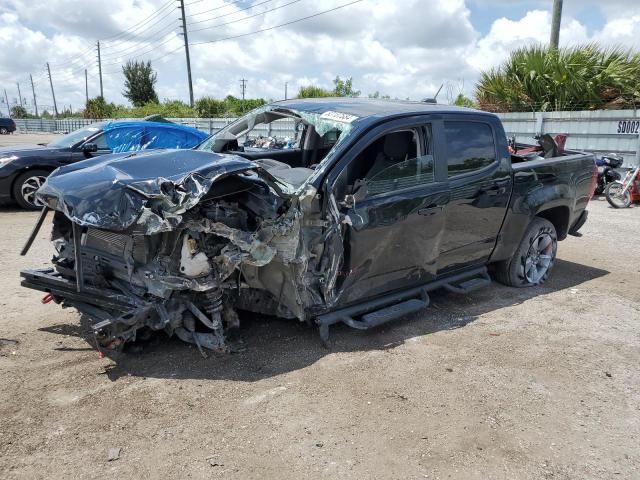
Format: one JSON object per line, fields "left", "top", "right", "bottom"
{"left": 475, "top": 44, "right": 640, "bottom": 112}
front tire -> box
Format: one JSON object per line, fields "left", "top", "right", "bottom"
{"left": 12, "top": 169, "right": 49, "bottom": 210}
{"left": 0, "top": 127, "right": 8, "bottom": 135}
{"left": 605, "top": 182, "right": 631, "bottom": 209}
{"left": 494, "top": 218, "right": 558, "bottom": 287}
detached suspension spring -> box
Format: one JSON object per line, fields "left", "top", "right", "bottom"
{"left": 199, "top": 288, "right": 224, "bottom": 334}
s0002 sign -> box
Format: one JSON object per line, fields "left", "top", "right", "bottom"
{"left": 617, "top": 119, "right": 640, "bottom": 134}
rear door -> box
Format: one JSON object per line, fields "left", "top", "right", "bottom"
{"left": 326, "top": 117, "right": 449, "bottom": 305}
{"left": 436, "top": 118, "right": 512, "bottom": 273}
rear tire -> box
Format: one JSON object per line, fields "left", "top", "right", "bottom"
{"left": 605, "top": 182, "right": 631, "bottom": 209}
{"left": 0, "top": 127, "right": 8, "bottom": 135}
{"left": 494, "top": 218, "right": 558, "bottom": 287}
{"left": 12, "top": 169, "right": 49, "bottom": 210}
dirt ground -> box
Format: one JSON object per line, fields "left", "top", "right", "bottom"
{"left": 0, "top": 134, "right": 639, "bottom": 479}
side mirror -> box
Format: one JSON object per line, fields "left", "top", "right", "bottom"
{"left": 82, "top": 142, "right": 98, "bottom": 154}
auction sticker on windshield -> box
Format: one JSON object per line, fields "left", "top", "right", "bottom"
{"left": 320, "top": 111, "right": 358, "bottom": 123}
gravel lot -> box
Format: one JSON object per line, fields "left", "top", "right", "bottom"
{"left": 0, "top": 133, "right": 639, "bottom": 479}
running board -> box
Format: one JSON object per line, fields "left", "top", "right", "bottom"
{"left": 442, "top": 271, "right": 491, "bottom": 294}
{"left": 316, "top": 266, "right": 491, "bottom": 344}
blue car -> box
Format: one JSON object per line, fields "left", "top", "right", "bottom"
{"left": 0, "top": 119, "right": 208, "bottom": 209}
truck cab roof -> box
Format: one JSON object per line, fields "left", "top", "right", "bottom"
{"left": 271, "top": 97, "right": 497, "bottom": 124}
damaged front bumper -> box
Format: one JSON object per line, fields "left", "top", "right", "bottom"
{"left": 21, "top": 268, "right": 230, "bottom": 352}
{"left": 19, "top": 148, "right": 339, "bottom": 354}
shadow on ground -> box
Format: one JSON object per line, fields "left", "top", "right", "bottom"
{"left": 38, "top": 259, "right": 609, "bottom": 382}
{"left": 0, "top": 204, "right": 30, "bottom": 213}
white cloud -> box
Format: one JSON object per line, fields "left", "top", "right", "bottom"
{"left": 0, "top": 0, "right": 640, "bottom": 115}
{"left": 467, "top": 10, "right": 589, "bottom": 72}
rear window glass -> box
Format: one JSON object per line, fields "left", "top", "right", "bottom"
{"left": 444, "top": 121, "right": 496, "bottom": 177}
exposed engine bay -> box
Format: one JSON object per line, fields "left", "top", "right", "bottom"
{"left": 26, "top": 168, "right": 326, "bottom": 354}
{"left": 21, "top": 106, "right": 354, "bottom": 354}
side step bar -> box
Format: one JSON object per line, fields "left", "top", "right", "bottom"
{"left": 316, "top": 267, "right": 491, "bottom": 343}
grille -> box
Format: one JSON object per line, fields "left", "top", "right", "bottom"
{"left": 83, "top": 228, "right": 148, "bottom": 263}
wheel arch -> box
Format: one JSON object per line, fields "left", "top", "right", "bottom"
{"left": 9, "top": 166, "right": 55, "bottom": 200}
{"left": 536, "top": 205, "right": 570, "bottom": 240}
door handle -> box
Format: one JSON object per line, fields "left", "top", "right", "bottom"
{"left": 418, "top": 206, "right": 443, "bottom": 216}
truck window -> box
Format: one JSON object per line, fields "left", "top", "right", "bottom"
{"left": 241, "top": 118, "right": 300, "bottom": 150}
{"left": 348, "top": 126, "right": 434, "bottom": 197}
{"left": 444, "top": 121, "right": 496, "bottom": 177}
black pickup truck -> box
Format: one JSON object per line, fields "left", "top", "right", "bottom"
{"left": 20, "top": 99, "right": 596, "bottom": 352}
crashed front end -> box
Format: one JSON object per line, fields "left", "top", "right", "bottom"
{"left": 20, "top": 149, "right": 332, "bottom": 353}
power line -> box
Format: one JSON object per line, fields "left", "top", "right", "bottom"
{"left": 100, "top": 35, "right": 180, "bottom": 67}
{"left": 189, "top": 0, "right": 304, "bottom": 34}
{"left": 48, "top": 0, "right": 176, "bottom": 71}
{"left": 102, "top": 5, "right": 178, "bottom": 50}
{"left": 186, "top": 0, "right": 245, "bottom": 18}
{"left": 101, "top": 45, "right": 185, "bottom": 74}
{"left": 100, "top": 20, "right": 179, "bottom": 60}
{"left": 100, "top": 0, "right": 175, "bottom": 43}
{"left": 190, "top": 0, "right": 365, "bottom": 46}
{"left": 187, "top": 0, "right": 273, "bottom": 26}
{"left": 48, "top": 46, "right": 98, "bottom": 68}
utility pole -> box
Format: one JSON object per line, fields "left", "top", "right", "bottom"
{"left": 16, "top": 83, "right": 23, "bottom": 108}
{"left": 240, "top": 78, "right": 247, "bottom": 113}
{"left": 550, "top": 0, "right": 563, "bottom": 49}
{"left": 46, "top": 62, "right": 59, "bottom": 117}
{"left": 29, "top": 74, "right": 38, "bottom": 117}
{"left": 3, "top": 89, "right": 10, "bottom": 117}
{"left": 84, "top": 69, "right": 89, "bottom": 104}
{"left": 284, "top": 82, "right": 288, "bottom": 100}
{"left": 96, "top": 41, "right": 104, "bottom": 98}
{"left": 178, "top": 0, "right": 194, "bottom": 107}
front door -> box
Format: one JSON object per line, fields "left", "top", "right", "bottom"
{"left": 327, "top": 120, "right": 449, "bottom": 306}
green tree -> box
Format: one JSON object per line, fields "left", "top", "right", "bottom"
{"left": 475, "top": 44, "right": 640, "bottom": 112}
{"left": 122, "top": 60, "right": 159, "bottom": 107}
{"left": 333, "top": 76, "right": 360, "bottom": 97}
{"left": 297, "top": 85, "right": 333, "bottom": 98}
{"left": 453, "top": 93, "right": 476, "bottom": 108}
{"left": 84, "top": 96, "right": 116, "bottom": 119}
{"left": 10, "top": 105, "right": 27, "bottom": 118}
{"left": 195, "top": 96, "right": 225, "bottom": 117}
{"left": 297, "top": 76, "right": 361, "bottom": 99}
{"left": 368, "top": 91, "right": 391, "bottom": 99}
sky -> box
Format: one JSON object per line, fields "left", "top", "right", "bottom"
{"left": 1, "top": 0, "right": 640, "bottom": 114}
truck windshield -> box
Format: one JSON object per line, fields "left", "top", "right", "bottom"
{"left": 197, "top": 106, "right": 356, "bottom": 155}
{"left": 48, "top": 124, "right": 104, "bottom": 149}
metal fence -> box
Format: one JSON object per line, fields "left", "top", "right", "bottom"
{"left": 13, "top": 117, "right": 239, "bottom": 135}
{"left": 13, "top": 109, "right": 640, "bottom": 166}
{"left": 498, "top": 109, "right": 640, "bottom": 166}
{"left": 13, "top": 117, "right": 299, "bottom": 141}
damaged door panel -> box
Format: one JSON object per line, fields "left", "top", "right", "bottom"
{"left": 19, "top": 99, "right": 596, "bottom": 353}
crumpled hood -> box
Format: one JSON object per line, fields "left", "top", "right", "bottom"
{"left": 36, "top": 149, "right": 263, "bottom": 233}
